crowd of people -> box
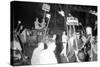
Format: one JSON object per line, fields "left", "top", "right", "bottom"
{"left": 11, "top": 3, "right": 97, "bottom": 65}
{"left": 11, "top": 19, "right": 97, "bottom": 65}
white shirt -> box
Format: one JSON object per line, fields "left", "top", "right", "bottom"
{"left": 62, "top": 34, "right": 67, "bottom": 43}
{"left": 13, "top": 40, "right": 22, "bottom": 51}
{"left": 40, "top": 41, "right": 57, "bottom": 64}
{"left": 31, "top": 42, "right": 44, "bottom": 65}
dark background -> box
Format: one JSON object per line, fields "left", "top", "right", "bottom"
{"left": 11, "top": 1, "right": 97, "bottom": 41}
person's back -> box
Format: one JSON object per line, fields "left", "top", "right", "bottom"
{"left": 40, "top": 39, "right": 57, "bottom": 64}
{"left": 31, "top": 42, "right": 44, "bottom": 65}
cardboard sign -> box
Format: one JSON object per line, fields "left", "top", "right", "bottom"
{"left": 66, "top": 17, "right": 79, "bottom": 25}
{"left": 42, "top": 4, "right": 50, "bottom": 12}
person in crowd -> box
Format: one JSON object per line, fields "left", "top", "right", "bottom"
{"left": 31, "top": 42, "right": 44, "bottom": 65}
{"left": 67, "top": 28, "right": 81, "bottom": 62}
{"left": 40, "top": 34, "right": 57, "bottom": 64}
{"left": 60, "top": 31, "right": 69, "bottom": 62}
{"left": 34, "top": 18, "right": 41, "bottom": 29}
{"left": 12, "top": 34, "right": 22, "bottom": 60}
{"left": 40, "top": 19, "right": 46, "bottom": 29}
